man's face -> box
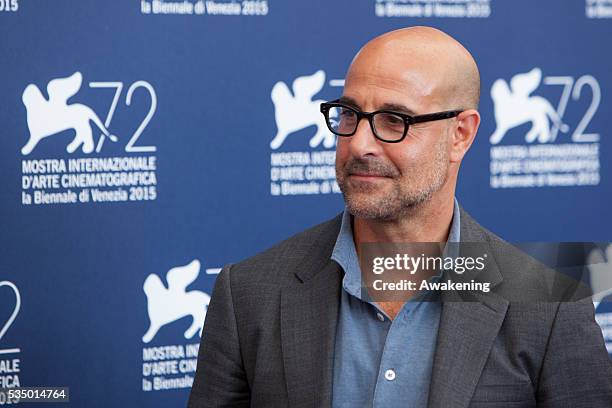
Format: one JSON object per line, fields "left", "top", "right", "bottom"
{"left": 335, "top": 44, "right": 453, "bottom": 220}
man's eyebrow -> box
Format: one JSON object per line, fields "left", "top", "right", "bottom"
{"left": 378, "top": 103, "right": 417, "bottom": 116}
{"left": 338, "top": 96, "right": 360, "bottom": 108}
{"left": 338, "top": 97, "right": 417, "bottom": 116}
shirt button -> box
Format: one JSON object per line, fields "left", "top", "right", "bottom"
{"left": 384, "top": 369, "right": 396, "bottom": 381}
{"left": 376, "top": 312, "right": 385, "bottom": 322}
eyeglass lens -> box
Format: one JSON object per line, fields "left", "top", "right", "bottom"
{"left": 326, "top": 105, "right": 406, "bottom": 142}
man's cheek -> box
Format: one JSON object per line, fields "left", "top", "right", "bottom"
{"left": 335, "top": 145, "right": 350, "bottom": 169}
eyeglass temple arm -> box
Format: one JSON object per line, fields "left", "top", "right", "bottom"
{"left": 410, "top": 110, "right": 463, "bottom": 124}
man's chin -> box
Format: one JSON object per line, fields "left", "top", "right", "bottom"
{"left": 344, "top": 195, "right": 398, "bottom": 220}
{"left": 347, "top": 205, "right": 397, "bottom": 221}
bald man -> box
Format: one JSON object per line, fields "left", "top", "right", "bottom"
{"left": 188, "top": 27, "right": 612, "bottom": 407}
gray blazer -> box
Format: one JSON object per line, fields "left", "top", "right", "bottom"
{"left": 188, "top": 208, "right": 612, "bottom": 407}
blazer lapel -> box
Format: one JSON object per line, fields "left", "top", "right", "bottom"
{"left": 281, "top": 215, "right": 343, "bottom": 408}
{"left": 427, "top": 291, "right": 508, "bottom": 408}
{"left": 281, "top": 260, "right": 341, "bottom": 408}
{"left": 428, "top": 207, "right": 510, "bottom": 408}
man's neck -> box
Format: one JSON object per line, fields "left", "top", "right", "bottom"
{"left": 352, "top": 194, "right": 455, "bottom": 321}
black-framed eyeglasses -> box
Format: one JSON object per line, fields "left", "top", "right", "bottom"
{"left": 320, "top": 100, "right": 463, "bottom": 143}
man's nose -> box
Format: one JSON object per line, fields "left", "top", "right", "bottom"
{"left": 347, "top": 118, "right": 384, "bottom": 158}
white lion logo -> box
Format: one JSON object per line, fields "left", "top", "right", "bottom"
{"left": 269, "top": 70, "right": 336, "bottom": 150}
{"left": 142, "top": 259, "right": 211, "bottom": 343}
{"left": 489, "top": 68, "right": 569, "bottom": 145}
{"left": 21, "top": 71, "right": 118, "bottom": 155}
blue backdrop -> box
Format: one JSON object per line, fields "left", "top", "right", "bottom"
{"left": 1, "top": 0, "right": 611, "bottom": 406}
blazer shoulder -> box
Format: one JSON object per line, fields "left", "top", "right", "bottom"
{"left": 229, "top": 213, "right": 342, "bottom": 285}
{"left": 462, "top": 207, "right": 589, "bottom": 301}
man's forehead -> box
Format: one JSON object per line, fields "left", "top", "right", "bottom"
{"left": 343, "top": 66, "right": 441, "bottom": 112}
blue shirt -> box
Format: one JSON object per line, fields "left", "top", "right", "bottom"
{"left": 331, "top": 199, "right": 461, "bottom": 408}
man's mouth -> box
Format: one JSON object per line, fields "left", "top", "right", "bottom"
{"left": 348, "top": 173, "right": 389, "bottom": 180}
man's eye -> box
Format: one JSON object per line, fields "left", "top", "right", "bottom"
{"left": 381, "top": 114, "right": 403, "bottom": 126}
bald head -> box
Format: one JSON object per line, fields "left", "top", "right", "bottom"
{"left": 347, "top": 26, "right": 480, "bottom": 111}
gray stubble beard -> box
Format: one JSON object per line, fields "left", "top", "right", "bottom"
{"left": 336, "top": 141, "right": 449, "bottom": 221}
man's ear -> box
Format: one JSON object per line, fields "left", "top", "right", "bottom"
{"left": 450, "top": 109, "right": 480, "bottom": 163}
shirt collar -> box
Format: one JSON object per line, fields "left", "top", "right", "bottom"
{"left": 331, "top": 198, "right": 461, "bottom": 299}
